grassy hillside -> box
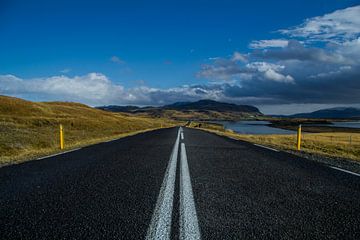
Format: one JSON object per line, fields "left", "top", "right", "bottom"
{"left": 190, "top": 122, "right": 360, "bottom": 161}
{"left": 234, "top": 132, "right": 360, "bottom": 161}
{"left": 0, "top": 95, "right": 178, "bottom": 165}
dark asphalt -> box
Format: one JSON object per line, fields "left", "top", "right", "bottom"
{"left": 183, "top": 127, "right": 360, "bottom": 240}
{"left": 1, "top": 127, "right": 360, "bottom": 239}
{"left": 0, "top": 128, "right": 177, "bottom": 239}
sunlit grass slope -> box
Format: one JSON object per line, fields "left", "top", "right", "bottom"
{"left": 191, "top": 122, "right": 360, "bottom": 161}
{"left": 234, "top": 133, "right": 360, "bottom": 161}
{"left": 0, "top": 95, "right": 178, "bottom": 165}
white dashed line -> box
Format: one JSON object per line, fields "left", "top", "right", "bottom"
{"left": 181, "top": 132, "right": 184, "bottom": 140}
{"left": 146, "top": 128, "right": 181, "bottom": 240}
{"left": 180, "top": 143, "right": 201, "bottom": 240}
{"left": 37, "top": 148, "right": 81, "bottom": 160}
{"left": 329, "top": 166, "right": 360, "bottom": 177}
{"left": 253, "top": 144, "right": 280, "bottom": 152}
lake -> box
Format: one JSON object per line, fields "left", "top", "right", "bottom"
{"left": 217, "top": 120, "right": 360, "bottom": 135}
{"left": 218, "top": 121, "right": 295, "bottom": 135}
{"left": 330, "top": 121, "right": 360, "bottom": 129}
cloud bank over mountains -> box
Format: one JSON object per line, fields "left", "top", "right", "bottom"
{"left": 0, "top": 73, "right": 226, "bottom": 106}
{"left": 1, "top": 5, "right": 360, "bottom": 113}
{"left": 196, "top": 5, "right": 360, "bottom": 106}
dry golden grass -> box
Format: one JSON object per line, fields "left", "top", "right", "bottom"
{"left": 0, "top": 95, "right": 179, "bottom": 165}
{"left": 192, "top": 123, "right": 360, "bottom": 161}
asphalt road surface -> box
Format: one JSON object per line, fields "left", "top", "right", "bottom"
{"left": 1, "top": 127, "right": 360, "bottom": 239}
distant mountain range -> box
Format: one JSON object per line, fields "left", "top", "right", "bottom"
{"left": 97, "top": 100, "right": 360, "bottom": 120}
{"left": 97, "top": 105, "right": 142, "bottom": 113}
{"left": 287, "top": 107, "right": 360, "bottom": 119}
{"left": 97, "top": 99, "right": 262, "bottom": 121}
{"left": 163, "top": 100, "right": 260, "bottom": 113}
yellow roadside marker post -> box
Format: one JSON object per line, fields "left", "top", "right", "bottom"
{"left": 297, "top": 124, "right": 302, "bottom": 151}
{"left": 60, "top": 124, "right": 64, "bottom": 150}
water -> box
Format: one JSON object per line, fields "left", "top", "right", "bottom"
{"left": 331, "top": 121, "right": 360, "bottom": 129}
{"left": 218, "top": 121, "right": 295, "bottom": 135}
{"left": 217, "top": 120, "right": 360, "bottom": 135}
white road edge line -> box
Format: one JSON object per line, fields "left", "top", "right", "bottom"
{"left": 254, "top": 144, "right": 279, "bottom": 152}
{"left": 181, "top": 132, "right": 184, "bottom": 140}
{"left": 37, "top": 148, "right": 81, "bottom": 160}
{"left": 329, "top": 166, "right": 360, "bottom": 177}
{"left": 180, "top": 143, "right": 201, "bottom": 240}
{"left": 146, "top": 127, "right": 181, "bottom": 240}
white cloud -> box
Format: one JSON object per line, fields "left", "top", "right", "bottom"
{"left": 110, "top": 56, "right": 125, "bottom": 64}
{"left": 197, "top": 59, "right": 295, "bottom": 83}
{"left": 197, "top": 60, "right": 244, "bottom": 81}
{"left": 60, "top": 68, "right": 71, "bottom": 73}
{"left": 308, "top": 65, "right": 352, "bottom": 79}
{"left": 0, "top": 73, "right": 132, "bottom": 105}
{"left": 232, "top": 51, "right": 247, "bottom": 62}
{"left": 279, "top": 5, "right": 360, "bottom": 43}
{"left": 246, "top": 62, "right": 295, "bottom": 83}
{"left": 264, "top": 69, "right": 294, "bottom": 83}
{"left": 0, "top": 75, "right": 23, "bottom": 92}
{"left": 246, "top": 62, "right": 284, "bottom": 72}
{"left": 256, "top": 40, "right": 355, "bottom": 65}
{"left": 0, "top": 73, "right": 228, "bottom": 106}
{"left": 337, "top": 37, "right": 360, "bottom": 64}
{"left": 249, "top": 39, "right": 289, "bottom": 49}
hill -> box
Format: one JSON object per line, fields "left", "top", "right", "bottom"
{"left": 163, "top": 99, "right": 260, "bottom": 112}
{"left": 0, "top": 95, "right": 176, "bottom": 165}
{"left": 289, "top": 107, "right": 360, "bottom": 119}
{"left": 97, "top": 105, "right": 141, "bottom": 113}
{"left": 97, "top": 99, "right": 262, "bottom": 121}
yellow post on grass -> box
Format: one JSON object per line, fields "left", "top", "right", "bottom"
{"left": 297, "top": 124, "right": 302, "bottom": 151}
{"left": 59, "top": 124, "right": 64, "bottom": 150}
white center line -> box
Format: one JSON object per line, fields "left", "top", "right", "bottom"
{"left": 330, "top": 166, "right": 360, "bottom": 177}
{"left": 181, "top": 132, "right": 184, "bottom": 140}
{"left": 146, "top": 128, "right": 181, "bottom": 240}
{"left": 180, "top": 143, "right": 201, "bottom": 240}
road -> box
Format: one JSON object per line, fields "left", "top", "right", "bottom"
{"left": 1, "top": 127, "right": 360, "bottom": 239}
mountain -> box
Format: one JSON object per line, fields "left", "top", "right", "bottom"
{"left": 97, "top": 99, "right": 262, "bottom": 121}
{"left": 288, "top": 107, "right": 360, "bottom": 119}
{"left": 163, "top": 99, "right": 260, "bottom": 113}
{"left": 97, "top": 105, "right": 141, "bottom": 113}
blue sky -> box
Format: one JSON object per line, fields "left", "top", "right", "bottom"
{"left": 1, "top": 0, "right": 360, "bottom": 114}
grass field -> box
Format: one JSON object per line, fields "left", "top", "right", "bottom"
{"left": 0, "top": 95, "right": 179, "bottom": 165}
{"left": 192, "top": 122, "right": 360, "bottom": 161}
